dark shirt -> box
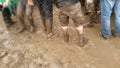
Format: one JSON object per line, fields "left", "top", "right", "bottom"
{"left": 56, "top": 0, "right": 79, "bottom": 8}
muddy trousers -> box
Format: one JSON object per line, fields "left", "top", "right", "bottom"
{"left": 35, "top": 0, "right": 53, "bottom": 34}
{"left": 17, "top": 0, "right": 35, "bottom": 32}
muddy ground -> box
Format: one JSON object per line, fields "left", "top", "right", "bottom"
{"left": 0, "top": 6, "right": 120, "bottom": 68}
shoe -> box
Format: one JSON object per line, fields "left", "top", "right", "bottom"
{"left": 101, "top": 34, "right": 111, "bottom": 40}
{"left": 79, "top": 35, "right": 88, "bottom": 47}
{"left": 112, "top": 31, "right": 120, "bottom": 38}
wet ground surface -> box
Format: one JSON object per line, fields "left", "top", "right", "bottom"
{"left": 0, "top": 6, "right": 120, "bottom": 68}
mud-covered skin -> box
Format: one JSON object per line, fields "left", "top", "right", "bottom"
{"left": 56, "top": 1, "right": 88, "bottom": 47}
{"left": 17, "top": 0, "right": 35, "bottom": 33}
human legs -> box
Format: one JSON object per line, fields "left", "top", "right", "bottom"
{"left": 17, "top": 0, "right": 26, "bottom": 32}
{"left": 25, "top": 3, "right": 35, "bottom": 32}
{"left": 100, "top": 0, "right": 113, "bottom": 39}
{"left": 59, "top": 13, "right": 69, "bottom": 42}
{"left": 113, "top": 0, "right": 120, "bottom": 37}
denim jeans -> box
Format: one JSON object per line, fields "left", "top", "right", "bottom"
{"left": 100, "top": 0, "right": 120, "bottom": 37}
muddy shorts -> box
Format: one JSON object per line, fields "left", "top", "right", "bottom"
{"left": 58, "top": 2, "right": 85, "bottom": 27}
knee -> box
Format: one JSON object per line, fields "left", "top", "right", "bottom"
{"left": 59, "top": 15, "right": 69, "bottom": 26}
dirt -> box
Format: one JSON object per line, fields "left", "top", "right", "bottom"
{"left": 0, "top": 6, "right": 120, "bottom": 68}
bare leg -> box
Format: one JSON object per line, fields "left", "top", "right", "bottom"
{"left": 61, "top": 26, "right": 69, "bottom": 42}
{"left": 59, "top": 13, "right": 69, "bottom": 42}
{"left": 25, "top": 4, "right": 35, "bottom": 32}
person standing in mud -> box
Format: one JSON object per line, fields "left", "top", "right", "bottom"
{"left": 0, "top": 0, "right": 19, "bottom": 27}
{"left": 17, "top": 0, "right": 53, "bottom": 38}
{"left": 100, "top": 0, "right": 120, "bottom": 39}
{"left": 33, "top": 0, "right": 53, "bottom": 38}
{"left": 56, "top": 0, "right": 88, "bottom": 47}
{"left": 84, "top": 0, "right": 100, "bottom": 27}
{"left": 17, "top": 0, "right": 35, "bottom": 33}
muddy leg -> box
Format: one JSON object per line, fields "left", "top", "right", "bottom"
{"left": 84, "top": 0, "right": 96, "bottom": 28}
{"left": 2, "top": 8, "right": 14, "bottom": 28}
{"left": 61, "top": 26, "right": 69, "bottom": 42}
{"left": 59, "top": 13, "right": 69, "bottom": 42}
{"left": 73, "top": 16, "right": 88, "bottom": 47}
{"left": 40, "top": 9, "right": 47, "bottom": 31}
{"left": 43, "top": 2, "right": 54, "bottom": 38}
{"left": 25, "top": 4, "right": 35, "bottom": 32}
{"left": 76, "top": 26, "right": 88, "bottom": 47}
{"left": 46, "top": 18, "right": 54, "bottom": 38}
{"left": 17, "top": 0, "right": 26, "bottom": 33}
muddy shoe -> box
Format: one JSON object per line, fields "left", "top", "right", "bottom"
{"left": 79, "top": 36, "right": 88, "bottom": 47}
{"left": 63, "top": 33, "right": 69, "bottom": 42}
{"left": 112, "top": 31, "right": 120, "bottom": 38}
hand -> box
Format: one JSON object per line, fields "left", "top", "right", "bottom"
{"left": 3, "top": 2, "right": 9, "bottom": 8}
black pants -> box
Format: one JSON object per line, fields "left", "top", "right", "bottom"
{"left": 2, "top": 8, "right": 12, "bottom": 24}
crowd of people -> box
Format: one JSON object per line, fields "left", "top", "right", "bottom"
{"left": 0, "top": 0, "right": 120, "bottom": 47}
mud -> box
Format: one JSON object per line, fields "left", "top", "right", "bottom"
{"left": 0, "top": 6, "right": 120, "bottom": 68}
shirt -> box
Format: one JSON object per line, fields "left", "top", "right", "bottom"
{"left": 56, "top": 0, "right": 79, "bottom": 8}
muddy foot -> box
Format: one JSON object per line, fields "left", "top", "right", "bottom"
{"left": 78, "top": 36, "right": 88, "bottom": 47}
